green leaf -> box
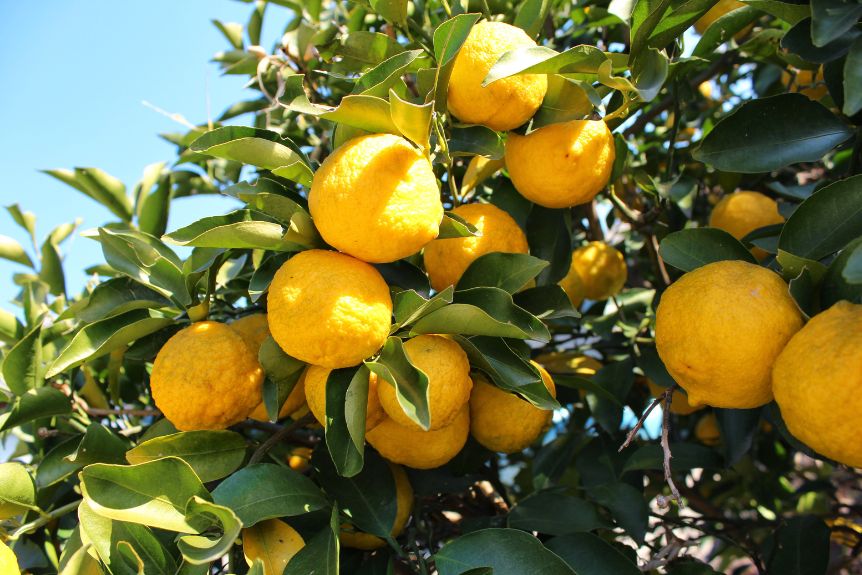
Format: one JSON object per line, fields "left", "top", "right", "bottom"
{"left": 588, "top": 482, "right": 648, "bottom": 544}
{"left": 43, "top": 168, "right": 133, "bottom": 222}
{"left": 411, "top": 287, "right": 550, "bottom": 342}
{"left": 742, "top": 0, "right": 809, "bottom": 24}
{"left": 448, "top": 126, "right": 504, "bottom": 159}
{"left": 844, "top": 38, "right": 862, "bottom": 116}
{"left": 811, "top": 0, "right": 862, "bottom": 48}
{"left": 365, "top": 336, "right": 431, "bottom": 430}
{"left": 60, "top": 277, "right": 172, "bottom": 323}
{"left": 393, "top": 287, "right": 455, "bottom": 329}
{"left": 630, "top": 47, "right": 668, "bottom": 102}
{"left": 0, "top": 386, "right": 71, "bottom": 432}
{"left": 715, "top": 407, "right": 762, "bottom": 466}
{"left": 533, "top": 76, "right": 595, "bottom": 128}
{"left": 435, "top": 528, "right": 576, "bottom": 575}
{"left": 778, "top": 175, "right": 862, "bottom": 261}
{"left": 36, "top": 424, "right": 128, "bottom": 489}
{"left": 514, "top": 0, "right": 552, "bottom": 38}
{"left": 438, "top": 211, "right": 482, "bottom": 239}
{"left": 47, "top": 309, "right": 175, "bottom": 378}
{"left": 126, "top": 431, "right": 246, "bottom": 483}
{"left": 58, "top": 542, "right": 104, "bottom": 575}
{"left": 389, "top": 89, "right": 433, "bottom": 150}
{"left": 354, "top": 51, "right": 429, "bottom": 98}
{"left": 693, "top": 94, "right": 853, "bottom": 173}
{"left": 177, "top": 497, "right": 242, "bottom": 565}
{"left": 526, "top": 206, "right": 572, "bottom": 285}
{"left": 80, "top": 457, "right": 210, "bottom": 533}
{"left": 452, "top": 336, "right": 557, "bottom": 409}
{"left": 40, "top": 235, "right": 66, "bottom": 296}
{"left": 1, "top": 324, "right": 42, "bottom": 395}
{"left": 457, "top": 253, "right": 548, "bottom": 293}
{"left": 431, "top": 13, "right": 483, "bottom": 109}
{"left": 0, "top": 235, "right": 33, "bottom": 267}
{"left": 324, "top": 365, "right": 368, "bottom": 477}
{"left": 189, "top": 126, "right": 313, "bottom": 186}
{"left": 78, "top": 500, "right": 179, "bottom": 575}
{"left": 0, "top": 308, "right": 23, "bottom": 346}
{"left": 513, "top": 285, "right": 580, "bottom": 320}
{"left": 782, "top": 17, "right": 860, "bottom": 63}
{"left": 659, "top": 228, "right": 757, "bottom": 271}
{"left": 314, "top": 448, "right": 397, "bottom": 537}
{"left": 283, "top": 505, "right": 340, "bottom": 575}
{"left": 7, "top": 204, "right": 37, "bottom": 243}
{"left": 93, "top": 228, "right": 192, "bottom": 307}
{"left": 764, "top": 516, "right": 830, "bottom": 575}
{"left": 623, "top": 443, "right": 723, "bottom": 472}
{"left": 841, "top": 241, "right": 862, "bottom": 284}
{"left": 630, "top": 0, "right": 674, "bottom": 59}
{"left": 212, "top": 20, "right": 244, "bottom": 49}
{"left": 369, "top": 0, "right": 407, "bottom": 25}
{"left": 0, "top": 462, "right": 38, "bottom": 518}
{"left": 259, "top": 337, "right": 306, "bottom": 422}
{"left": 692, "top": 5, "right": 761, "bottom": 57}
{"left": 484, "top": 45, "right": 616, "bottom": 85}
{"left": 212, "top": 463, "right": 327, "bottom": 527}
{"left": 545, "top": 533, "right": 641, "bottom": 575}
{"left": 820, "top": 237, "right": 862, "bottom": 306}
{"left": 508, "top": 491, "right": 610, "bottom": 535}
{"left": 163, "top": 209, "right": 312, "bottom": 252}
{"left": 137, "top": 171, "right": 172, "bottom": 238}
{"left": 647, "top": 0, "right": 718, "bottom": 48}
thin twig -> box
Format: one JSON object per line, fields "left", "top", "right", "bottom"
{"left": 659, "top": 388, "right": 684, "bottom": 508}
{"left": 9, "top": 499, "right": 81, "bottom": 540}
{"left": 84, "top": 407, "right": 161, "bottom": 417}
{"left": 618, "top": 392, "right": 666, "bottom": 452}
{"left": 248, "top": 413, "right": 315, "bottom": 464}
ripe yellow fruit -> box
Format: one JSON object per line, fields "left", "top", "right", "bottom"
{"left": 535, "top": 352, "right": 602, "bottom": 377}
{"left": 151, "top": 322, "right": 263, "bottom": 430}
{"left": 655, "top": 260, "right": 803, "bottom": 409}
{"left": 423, "top": 203, "right": 529, "bottom": 291}
{"left": 695, "top": 413, "right": 721, "bottom": 446}
{"left": 242, "top": 518, "right": 305, "bottom": 574}
{"left": 773, "top": 301, "right": 862, "bottom": 467}
{"left": 229, "top": 314, "right": 307, "bottom": 422}
{"left": 0, "top": 541, "right": 18, "bottom": 574}
{"left": 709, "top": 191, "right": 784, "bottom": 260}
{"left": 304, "top": 365, "right": 385, "bottom": 430}
{"left": 340, "top": 464, "right": 413, "bottom": 549}
{"left": 377, "top": 335, "right": 472, "bottom": 431}
{"left": 308, "top": 134, "right": 443, "bottom": 263}
{"left": 505, "top": 120, "right": 615, "bottom": 208}
{"left": 646, "top": 379, "right": 704, "bottom": 416}
{"left": 694, "top": 0, "right": 750, "bottom": 39}
{"left": 268, "top": 250, "right": 393, "bottom": 369}
{"left": 559, "top": 242, "right": 627, "bottom": 304}
{"left": 230, "top": 313, "right": 270, "bottom": 352}
{"left": 287, "top": 446, "right": 313, "bottom": 472}
{"left": 782, "top": 67, "right": 828, "bottom": 101}
{"left": 469, "top": 363, "right": 556, "bottom": 453}
{"left": 366, "top": 405, "right": 470, "bottom": 469}
{"left": 447, "top": 21, "right": 548, "bottom": 131}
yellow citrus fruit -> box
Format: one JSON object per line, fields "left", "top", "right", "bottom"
{"left": 773, "top": 301, "right": 862, "bottom": 467}
{"left": 242, "top": 518, "right": 305, "bottom": 574}
{"left": 645, "top": 379, "right": 703, "bottom": 416}
{"left": 151, "top": 322, "right": 263, "bottom": 430}
{"left": 308, "top": 133, "right": 443, "bottom": 263}
{"left": 469, "top": 363, "right": 556, "bottom": 453}
{"left": 366, "top": 404, "right": 470, "bottom": 469}
{"left": 0, "top": 541, "right": 18, "bottom": 574}
{"left": 694, "top": 0, "right": 750, "bottom": 38}
{"left": 340, "top": 464, "right": 413, "bottom": 549}
{"left": 229, "top": 313, "right": 271, "bottom": 352}
{"left": 304, "top": 365, "right": 385, "bottom": 430}
{"left": 229, "top": 314, "right": 308, "bottom": 422}
{"left": 709, "top": 191, "right": 784, "bottom": 260}
{"left": 655, "top": 260, "right": 803, "bottom": 409}
{"left": 447, "top": 21, "right": 548, "bottom": 131}
{"left": 782, "top": 67, "right": 829, "bottom": 101}
{"left": 505, "top": 120, "right": 616, "bottom": 208}
{"left": 268, "top": 250, "right": 393, "bottom": 369}
{"left": 559, "top": 242, "right": 627, "bottom": 304}
{"left": 287, "top": 446, "right": 313, "bottom": 472}
{"left": 378, "top": 335, "right": 472, "bottom": 431}
{"left": 695, "top": 413, "right": 721, "bottom": 446}
{"left": 535, "top": 352, "right": 602, "bottom": 377}
{"left": 423, "top": 203, "right": 529, "bottom": 291}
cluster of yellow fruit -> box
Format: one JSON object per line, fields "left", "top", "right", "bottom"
{"left": 656, "top": 258, "right": 862, "bottom": 467}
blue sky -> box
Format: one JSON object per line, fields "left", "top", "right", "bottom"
{"left": 0, "top": 0, "right": 285, "bottom": 307}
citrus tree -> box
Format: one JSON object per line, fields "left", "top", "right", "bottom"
{"left": 1, "top": 0, "right": 861, "bottom": 573}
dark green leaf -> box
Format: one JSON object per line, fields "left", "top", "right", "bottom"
{"left": 820, "top": 237, "right": 862, "bottom": 305}
{"left": 778, "top": 175, "right": 862, "bottom": 260}
{"left": 178, "top": 497, "right": 242, "bottom": 565}
{"left": 659, "top": 228, "right": 757, "bottom": 271}
{"left": 782, "top": 17, "right": 860, "bottom": 63}
{"left": 764, "top": 516, "right": 830, "bottom": 575}
{"left": 448, "top": 126, "right": 504, "bottom": 159}
{"left": 843, "top": 37, "right": 862, "bottom": 116}
{"left": 630, "top": 47, "right": 668, "bottom": 102}
{"left": 508, "top": 491, "right": 611, "bottom": 535}
{"left": 283, "top": 505, "right": 340, "bottom": 575}
{"left": 715, "top": 407, "right": 762, "bottom": 466}
{"left": 526, "top": 206, "right": 572, "bottom": 285}
{"left": 393, "top": 287, "right": 454, "bottom": 329}
{"left": 457, "top": 253, "right": 548, "bottom": 293}
{"left": 512, "top": 285, "right": 580, "bottom": 320}
{"left": 435, "top": 528, "right": 576, "bottom": 575}
{"left": 588, "top": 482, "right": 648, "bottom": 543}
{"left": 212, "top": 463, "right": 327, "bottom": 527}
{"left": 61, "top": 277, "right": 172, "bottom": 323}
{"left": 623, "top": 443, "right": 723, "bottom": 472}
{"left": 324, "top": 365, "right": 368, "bottom": 477}
{"left": 259, "top": 337, "right": 306, "bottom": 422}
{"left": 693, "top": 94, "right": 853, "bottom": 173}
{"left": 545, "top": 533, "right": 640, "bottom": 575}
{"left": 0, "top": 387, "right": 71, "bottom": 432}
